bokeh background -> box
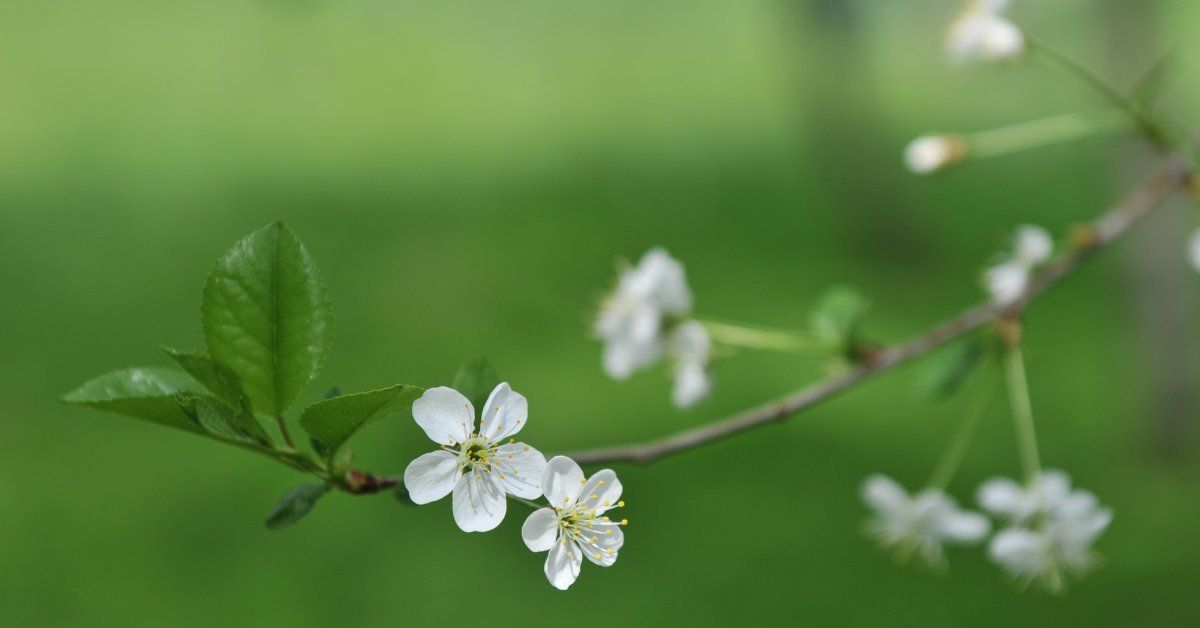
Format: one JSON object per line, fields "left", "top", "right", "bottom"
{"left": 3, "top": 0, "right": 1199, "bottom": 625}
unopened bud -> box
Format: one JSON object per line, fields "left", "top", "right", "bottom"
{"left": 903, "top": 135, "right": 967, "bottom": 175}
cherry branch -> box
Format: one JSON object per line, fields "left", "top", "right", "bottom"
{"left": 559, "top": 155, "right": 1192, "bottom": 466}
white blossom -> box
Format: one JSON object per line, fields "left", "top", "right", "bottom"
{"left": 403, "top": 383, "right": 546, "bottom": 532}
{"left": 596, "top": 248, "right": 693, "bottom": 380}
{"left": 667, "top": 320, "right": 712, "bottom": 408}
{"left": 978, "top": 470, "right": 1113, "bottom": 591}
{"left": 946, "top": 0, "right": 1025, "bottom": 63}
{"left": 983, "top": 224, "right": 1053, "bottom": 305}
{"left": 861, "top": 474, "right": 990, "bottom": 568}
{"left": 904, "top": 135, "right": 967, "bottom": 175}
{"left": 1187, "top": 228, "right": 1200, "bottom": 273}
{"left": 522, "top": 456, "right": 627, "bottom": 590}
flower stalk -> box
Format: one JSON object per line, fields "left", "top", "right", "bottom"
{"left": 1002, "top": 342, "right": 1042, "bottom": 484}
{"left": 927, "top": 368, "right": 996, "bottom": 490}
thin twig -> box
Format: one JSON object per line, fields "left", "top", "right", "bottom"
{"left": 561, "top": 155, "right": 1190, "bottom": 466}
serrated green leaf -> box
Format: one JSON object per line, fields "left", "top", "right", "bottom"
{"left": 811, "top": 286, "right": 868, "bottom": 354}
{"left": 62, "top": 367, "right": 203, "bottom": 433}
{"left": 265, "top": 483, "right": 329, "bottom": 530}
{"left": 451, "top": 355, "right": 499, "bottom": 412}
{"left": 201, "top": 222, "right": 334, "bottom": 416}
{"left": 162, "top": 347, "right": 247, "bottom": 409}
{"left": 920, "top": 337, "right": 987, "bottom": 399}
{"left": 299, "top": 384, "right": 423, "bottom": 458}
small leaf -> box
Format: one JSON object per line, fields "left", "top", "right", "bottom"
{"left": 299, "top": 384, "right": 423, "bottom": 458}
{"left": 331, "top": 447, "right": 355, "bottom": 478}
{"left": 202, "top": 222, "right": 334, "bottom": 416}
{"left": 451, "top": 355, "right": 500, "bottom": 412}
{"left": 811, "top": 286, "right": 868, "bottom": 355}
{"left": 920, "top": 337, "right": 987, "bottom": 399}
{"left": 63, "top": 367, "right": 203, "bottom": 434}
{"left": 176, "top": 392, "right": 271, "bottom": 445}
{"left": 162, "top": 347, "right": 247, "bottom": 410}
{"left": 265, "top": 483, "right": 329, "bottom": 530}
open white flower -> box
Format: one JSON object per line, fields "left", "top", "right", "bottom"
{"left": 978, "top": 470, "right": 1113, "bottom": 591}
{"left": 946, "top": 0, "right": 1024, "bottom": 63}
{"left": 904, "top": 135, "right": 967, "bottom": 175}
{"left": 861, "top": 474, "right": 990, "bottom": 568}
{"left": 983, "top": 224, "right": 1053, "bottom": 305}
{"left": 596, "top": 248, "right": 693, "bottom": 380}
{"left": 522, "top": 456, "right": 627, "bottom": 590}
{"left": 403, "top": 383, "right": 546, "bottom": 532}
{"left": 667, "top": 320, "right": 712, "bottom": 408}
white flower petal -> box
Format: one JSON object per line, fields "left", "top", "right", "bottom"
{"left": 542, "top": 455, "right": 585, "bottom": 509}
{"left": 978, "top": 15, "right": 1024, "bottom": 60}
{"left": 861, "top": 474, "right": 910, "bottom": 516}
{"left": 977, "top": 477, "right": 1025, "bottom": 518}
{"left": 576, "top": 469, "right": 622, "bottom": 516}
{"left": 578, "top": 519, "right": 623, "bottom": 566}
{"left": 939, "top": 510, "right": 991, "bottom": 543}
{"left": 631, "top": 248, "right": 693, "bottom": 315}
{"left": 1014, "top": 225, "right": 1053, "bottom": 265}
{"left": 544, "top": 537, "right": 583, "bottom": 590}
{"left": 521, "top": 508, "right": 559, "bottom": 552}
{"left": 602, "top": 338, "right": 662, "bottom": 380}
{"left": 451, "top": 470, "right": 506, "bottom": 532}
{"left": 984, "top": 261, "right": 1028, "bottom": 305}
{"left": 672, "top": 361, "right": 712, "bottom": 408}
{"left": 494, "top": 442, "right": 546, "bottom": 499}
{"left": 402, "top": 450, "right": 460, "bottom": 505}
{"left": 412, "top": 387, "right": 474, "bottom": 446}
{"left": 1034, "top": 469, "right": 1072, "bottom": 509}
{"left": 904, "top": 135, "right": 959, "bottom": 174}
{"left": 480, "top": 382, "right": 528, "bottom": 441}
{"left": 989, "top": 527, "right": 1047, "bottom": 575}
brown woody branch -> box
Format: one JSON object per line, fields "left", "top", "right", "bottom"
{"left": 561, "top": 155, "right": 1192, "bottom": 466}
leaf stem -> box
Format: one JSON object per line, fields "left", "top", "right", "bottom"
{"left": 964, "top": 110, "right": 1131, "bottom": 160}
{"left": 508, "top": 495, "right": 544, "bottom": 510}
{"left": 927, "top": 367, "right": 996, "bottom": 490}
{"left": 697, "top": 318, "right": 826, "bottom": 356}
{"left": 275, "top": 413, "right": 296, "bottom": 449}
{"left": 1002, "top": 343, "right": 1042, "bottom": 484}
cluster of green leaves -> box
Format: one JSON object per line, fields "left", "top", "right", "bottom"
{"left": 64, "top": 223, "right": 423, "bottom": 528}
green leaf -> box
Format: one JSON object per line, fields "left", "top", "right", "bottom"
{"left": 175, "top": 392, "right": 271, "bottom": 445}
{"left": 451, "top": 355, "right": 500, "bottom": 413}
{"left": 201, "top": 222, "right": 334, "bottom": 416}
{"left": 920, "top": 337, "right": 987, "bottom": 399}
{"left": 162, "top": 347, "right": 246, "bottom": 409}
{"left": 811, "top": 286, "right": 868, "bottom": 355}
{"left": 299, "top": 384, "right": 423, "bottom": 458}
{"left": 264, "top": 483, "right": 329, "bottom": 530}
{"left": 63, "top": 367, "right": 203, "bottom": 434}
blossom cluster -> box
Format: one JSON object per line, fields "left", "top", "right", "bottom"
{"left": 403, "top": 383, "right": 626, "bottom": 590}
{"left": 595, "top": 248, "right": 713, "bottom": 408}
{"left": 862, "top": 470, "right": 1111, "bottom": 591}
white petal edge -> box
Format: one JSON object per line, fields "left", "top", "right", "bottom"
{"left": 542, "top": 455, "right": 585, "bottom": 509}
{"left": 451, "top": 471, "right": 506, "bottom": 532}
{"left": 577, "top": 469, "right": 622, "bottom": 515}
{"left": 480, "top": 382, "right": 528, "bottom": 441}
{"left": 412, "top": 386, "right": 474, "bottom": 446}
{"left": 544, "top": 537, "right": 583, "bottom": 590}
{"left": 494, "top": 442, "right": 547, "bottom": 499}
{"left": 861, "top": 474, "right": 909, "bottom": 515}
{"left": 522, "top": 508, "right": 559, "bottom": 552}
{"left": 402, "top": 450, "right": 460, "bottom": 505}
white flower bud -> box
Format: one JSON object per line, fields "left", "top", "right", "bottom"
{"left": 903, "top": 135, "right": 967, "bottom": 175}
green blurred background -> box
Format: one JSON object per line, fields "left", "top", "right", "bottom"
{"left": 3, "top": 0, "right": 1199, "bottom": 625}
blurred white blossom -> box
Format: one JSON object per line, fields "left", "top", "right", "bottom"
{"left": 523, "top": 456, "right": 626, "bottom": 590}
{"left": 667, "top": 320, "right": 713, "bottom": 408}
{"left": 596, "top": 248, "right": 693, "bottom": 380}
{"left": 946, "top": 0, "right": 1025, "bottom": 63}
{"left": 978, "top": 470, "right": 1113, "bottom": 591}
{"left": 1188, "top": 228, "right": 1200, "bottom": 273}
{"left": 861, "top": 474, "right": 990, "bottom": 568}
{"left": 403, "top": 383, "right": 546, "bottom": 532}
{"left": 983, "top": 225, "right": 1053, "bottom": 306}
{"left": 904, "top": 135, "right": 967, "bottom": 174}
